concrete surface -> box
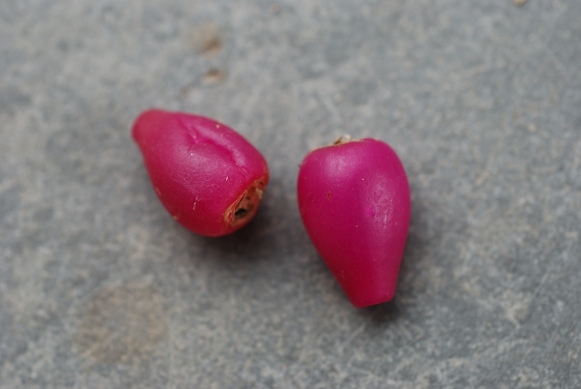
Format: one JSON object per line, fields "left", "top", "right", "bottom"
{"left": 1, "top": 0, "right": 580, "bottom": 388}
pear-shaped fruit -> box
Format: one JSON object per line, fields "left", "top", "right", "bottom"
{"left": 297, "top": 138, "right": 410, "bottom": 308}
{"left": 132, "top": 109, "right": 268, "bottom": 237}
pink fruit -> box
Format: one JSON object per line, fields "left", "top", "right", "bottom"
{"left": 297, "top": 137, "right": 411, "bottom": 308}
{"left": 132, "top": 109, "right": 268, "bottom": 237}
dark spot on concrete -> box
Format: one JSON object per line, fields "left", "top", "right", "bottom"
{"left": 0, "top": 86, "right": 31, "bottom": 116}
{"left": 180, "top": 85, "right": 192, "bottom": 97}
{"left": 340, "top": 79, "right": 378, "bottom": 106}
{"left": 203, "top": 68, "right": 227, "bottom": 84}
{"left": 190, "top": 23, "right": 223, "bottom": 55}
{"left": 271, "top": 4, "right": 281, "bottom": 14}
{"left": 75, "top": 282, "right": 166, "bottom": 365}
{"left": 0, "top": 182, "right": 20, "bottom": 223}
{"left": 57, "top": 40, "right": 70, "bottom": 53}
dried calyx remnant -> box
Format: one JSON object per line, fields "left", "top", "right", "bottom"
{"left": 228, "top": 179, "right": 265, "bottom": 225}
{"left": 333, "top": 135, "right": 352, "bottom": 145}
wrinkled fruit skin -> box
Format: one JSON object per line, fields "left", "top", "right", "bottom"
{"left": 132, "top": 109, "right": 269, "bottom": 237}
{"left": 297, "top": 138, "right": 411, "bottom": 308}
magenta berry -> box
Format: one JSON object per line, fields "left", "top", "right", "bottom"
{"left": 132, "top": 109, "right": 269, "bottom": 237}
{"left": 297, "top": 137, "right": 411, "bottom": 308}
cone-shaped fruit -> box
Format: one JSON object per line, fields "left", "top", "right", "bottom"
{"left": 132, "top": 109, "right": 269, "bottom": 237}
{"left": 297, "top": 137, "right": 411, "bottom": 308}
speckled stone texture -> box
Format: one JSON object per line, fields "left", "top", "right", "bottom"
{"left": 1, "top": 1, "right": 580, "bottom": 388}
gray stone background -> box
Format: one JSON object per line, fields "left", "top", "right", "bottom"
{"left": 1, "top": 0, "right": 580, "bottom": 388}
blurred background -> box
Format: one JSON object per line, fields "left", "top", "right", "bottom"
{"left": 0, "top": 0, "right": 580, "bottom": 388}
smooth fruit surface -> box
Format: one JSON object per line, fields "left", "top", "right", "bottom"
{"left": 132, "top": 109, "right": 268, "bottom": 237}
{"left": 297, "top": 138, "right": 410, "bottom": 308}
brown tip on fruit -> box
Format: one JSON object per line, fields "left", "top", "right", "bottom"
{"left": 333, "top": 135, "right": 352, "bottom": 145}
{"left": 225, "top": 178, "right": 266, "bottom": 227}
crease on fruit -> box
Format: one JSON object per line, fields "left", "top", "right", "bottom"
{"left": 177, "top": 116, "right": 201, "bottom": 144}
{"left": 181, "top": 115, "right": 252, "bottom": 172}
